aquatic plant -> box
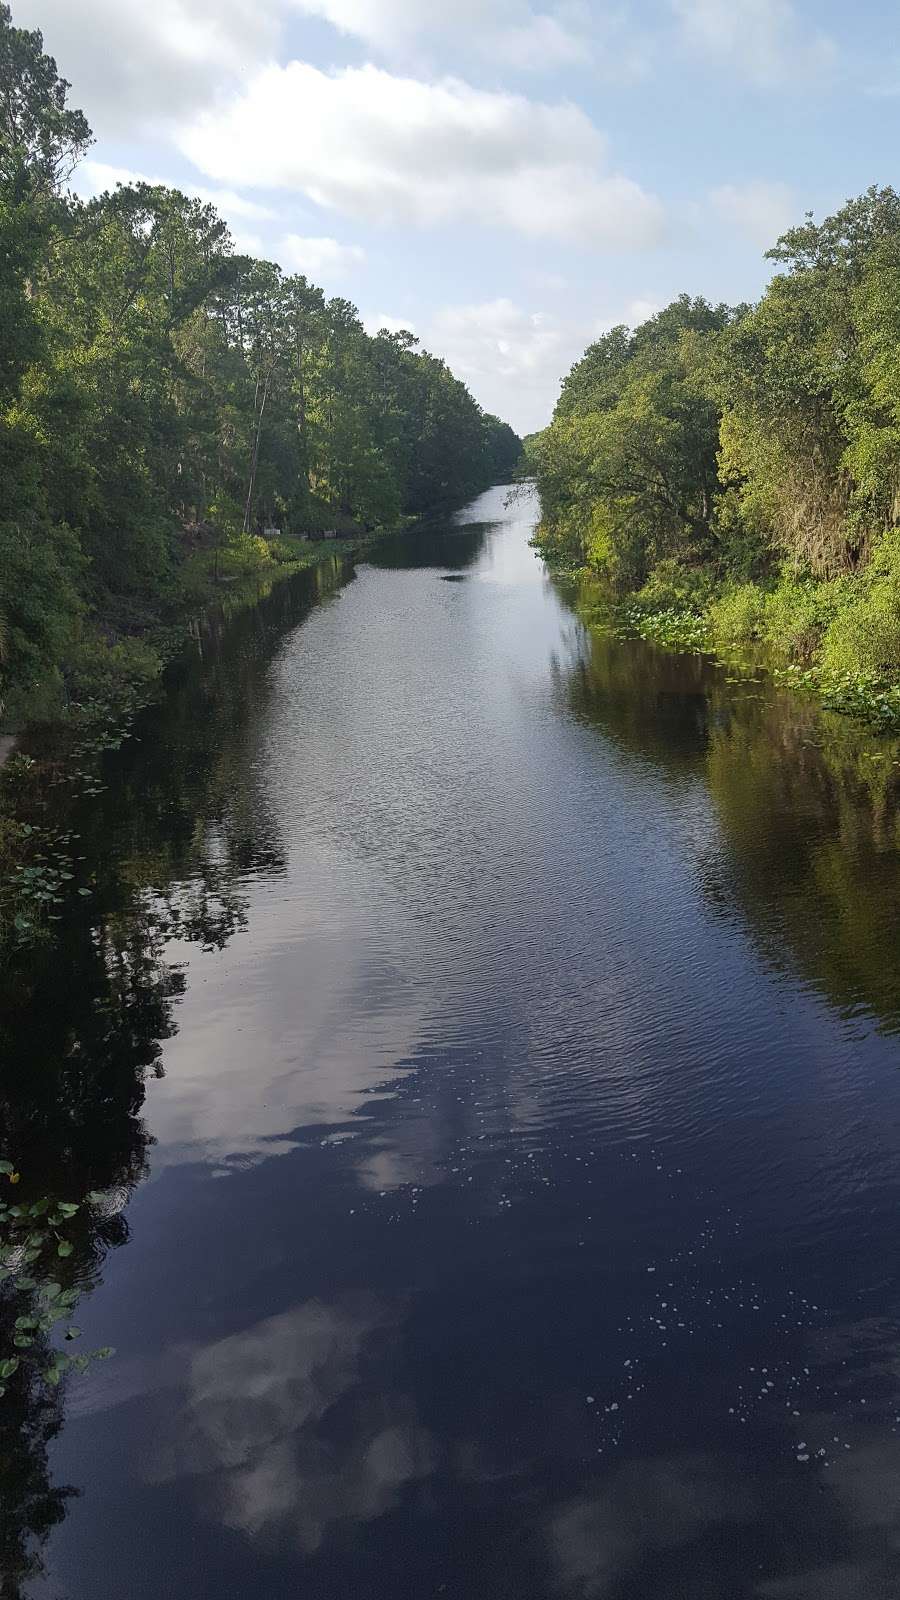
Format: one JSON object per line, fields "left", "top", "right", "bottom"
{"left": 0, "top": 1165, "right": 113, "bottom": 1395}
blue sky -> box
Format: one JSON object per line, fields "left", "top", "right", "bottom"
{"left": 16, "top": 0, "right": 900, "bottom": 433}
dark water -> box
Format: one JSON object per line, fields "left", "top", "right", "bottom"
{"left": 7, "top": 485, "right": 900, "bottom": 1599}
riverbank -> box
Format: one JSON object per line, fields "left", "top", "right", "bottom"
{"left": 541, "top": 544, "right": 900, "bottom": 735}
{"left": 0, "top": 531, "right": 376, "bottom": 955}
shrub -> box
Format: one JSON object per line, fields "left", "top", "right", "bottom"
{"left": 822, "top": 594, "right": 900, "bottom": 675}
{"left": 0, "top": 815, "right": 29, "bottom": 874}
{"left": 267, "top": 538, "right": 310, "bottom": 565}
{"left": 637, "top": 559, "right": 718, "bottom": 613}
{"left": 821, "top": 532, "right": 900, "bottom": 674}
{"left": 65, "top": 634, "right": 162, "bottom": 705}
{"left": 760, "top": 577, "right": 834, "bottom": 660}
{"left": 708, "top": 583, "right": 767, "bottom": 644}
{"left": 217, "top": 534, "right": 272, "bottom": 577}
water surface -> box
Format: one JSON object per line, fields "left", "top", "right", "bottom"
{"left": 7, "top": 485, "right": 900, "bottom": 1599}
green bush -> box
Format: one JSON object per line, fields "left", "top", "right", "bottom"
{"left": 822, "top": 594, "right": 900, "bottom": 674}
{"left": 711, "top": 486, "right": 771, "bottom": 583}
{"left": 636, "top": 559, "right": 718, "bottom": 613}
{"left": 0, "top": 519, "right": 83, "bottom": 712}
{"left": 267, "top": 538, "right": 310, "bottom": 565}
{"left": 708, "top": 583, "right": 767, "bottom": 644}
{"left": 760, "top": 577, "right": 839, "bottom": 660}
{"left": 65, "top": 634, "right": 162, "bottom": 705}
{"left": 217, "top": 535, "right": 272, "bottom": 577}
{"left": 707, "top": 573, "right": 852, "bottom": 660}
{"left": 0, "top": 815, "right": 29, "bottom": 874}
{"left": 821, "top": 532, "right": 900, "bottom": 674}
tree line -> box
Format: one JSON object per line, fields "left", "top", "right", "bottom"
{"left": 531, "top": 187, "right": 900, "bottom": 679}
{"left": 0, "top": 5, "right": 520, "bottom": 713}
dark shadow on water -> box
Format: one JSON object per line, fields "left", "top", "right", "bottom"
{"left": 366, "top": 522, "right": 491, "bottom": 571}
{"left": 551, "top": 586, "right": 900, "bottom": 1033}
{"left": 0, "top": 555, "right": 357, "bottom": 1594}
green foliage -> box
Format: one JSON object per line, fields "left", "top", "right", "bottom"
{"left": 716, "top": 187, "right": 900, "bottom": 578}
{"left": 63, "top": 634, "right": 162, "bottom": 705}
{"left": 263, "top": 538, "right": 300, "bottom": 565}
{"left": 0, "top": 519, "right": 82, "bottom": 711}
{"left": 635, "top": 558, "right": 719, "bottom": 613}
{"left": 536, "top": 187, "right": 900, "bottom": 718}
{"left": 820, "top": 531, "right": 900, "bottom": 675}
{"left": 707, "top": 583, "right": 768, "bottom": 646}
{"left": 0, "top": 824, "right": 90, "bottom": 952}
{"left": 0, "top": 9, "right": 520, "bottom": 719}
{"left": 534, "top": 297, "right": 735, "bottom": 588}
{"left": 0, "top": 4, "right": 90, "bottom": 195}
{"left": 706, "top": 575, "right": 846, "bottom": 659}
{"left": 216, "top": 534, "right": 273, "bottom": 578}
{"left": 0, "top": 1167, "right": 113, "bottom": 1397}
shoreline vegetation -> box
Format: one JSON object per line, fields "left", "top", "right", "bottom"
{"left": 0, "top": 7, "right": 520, "bottom": 954}
{"left": 554, "top": 577, "right": 900, "bottom": 735}
{"left": 0, "top": 532, "right": 359, "bottom": 953}
{"left": 527, "top": 186, "right": 900, "bottom": 734}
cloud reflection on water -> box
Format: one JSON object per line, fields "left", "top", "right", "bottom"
{"left": 148, "top": 1298, "right": 434, "bottom": 1553}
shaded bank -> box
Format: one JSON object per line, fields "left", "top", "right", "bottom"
{"left": 552, "top": 613, "right": 900, "bottom": 1030}
{"left": 0, "top": 544, "right": 359, "bottom": 956}
{"left": 0, "top": 547, "right": 357, "bottom": 1593}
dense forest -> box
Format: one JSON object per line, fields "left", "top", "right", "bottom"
{"left": 0, "top": 5, "right": 520, "bottom": 718}
{"left": 531, "top": 189, "right": 900, "bottom": 685}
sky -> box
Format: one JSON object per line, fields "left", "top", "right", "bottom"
{"left": 14, "top": 0, "right": 900, "bottom": 434}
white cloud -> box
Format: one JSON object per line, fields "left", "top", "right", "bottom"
{"left": 362, "top": 314, "right": 418, "bottom": 337}
{"left": 292, "top": 0, "right": 658, "bottom": 82}
{"left": 418, "top": 293, "right": 676, "bottom": 434}
{"left": 19, "top": 0, "right": 649, "bottom": 151}
{"left": 624, "top": 296, "right": 665, "bottom": 326}
{"left": 291, "top": 0, "right": 657, "bottom": 81}
{"left": 292, "top": 0, "right": 590, "bottom": 65}
{"left": 231, "top": 231, "right": 267, "bottom": 258}
{"left": 422, "top": 298, "right": 586, "bottom": 432}
{"left": 14, "top": 0, "right": 285, "bottom": 132}
{"left": 709, "top": 180, "right": 795, "bottom": 247}
{"left": 671, "top": 0, "right": 835, "bottom": 87}
{"left": 495, "top": 11, "right": 593, "bottom": 68}
{"left": 193, "top": 190, "right": 277, "bottom": 224}
{"left": 75, "top": 160, "right": 277, "bottom": 223}
{"left": 71, "top": 160, "right": 154, "bottom": 199}
{"left": 593, "top": 296, "right": 664, "bottom": 335}
{"left": 278, "top": 234, "right": 367, "bottom": 278}
{"left": 180, "top": 63, "right": 664, "bottom": 247}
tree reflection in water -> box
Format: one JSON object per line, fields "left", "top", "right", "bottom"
{"left": 554, "top": 607, "right": 900, "bottom": 1032}
{"left": 0, "top": 562, "right": 344, "bottom": 1594}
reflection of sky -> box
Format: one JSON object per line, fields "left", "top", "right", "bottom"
{"left": 144, "top": 486, "right": 581, "bottom": 1174}
{"left": 547, "top": 1413, "right": 900, "bottom": 1599}
{"left": 148, "top": 1299, "right": 434, "bottom": 1554}
{"left": 149, "top": 847, "right": 433, "bottom": 1170}
{"left": 548, "top": 1454, "right": 756, "bottom": 1598}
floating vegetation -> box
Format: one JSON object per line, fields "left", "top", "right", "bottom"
{"left": 0, "top": 1164, "right": 113, "bottom": 1396}
{"left": 774, "top": 664, "right": 900, "bottom": 732}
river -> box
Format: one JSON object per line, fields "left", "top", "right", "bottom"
{"left": 7, "top": 483, "right": 900, "bottom": 1598}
